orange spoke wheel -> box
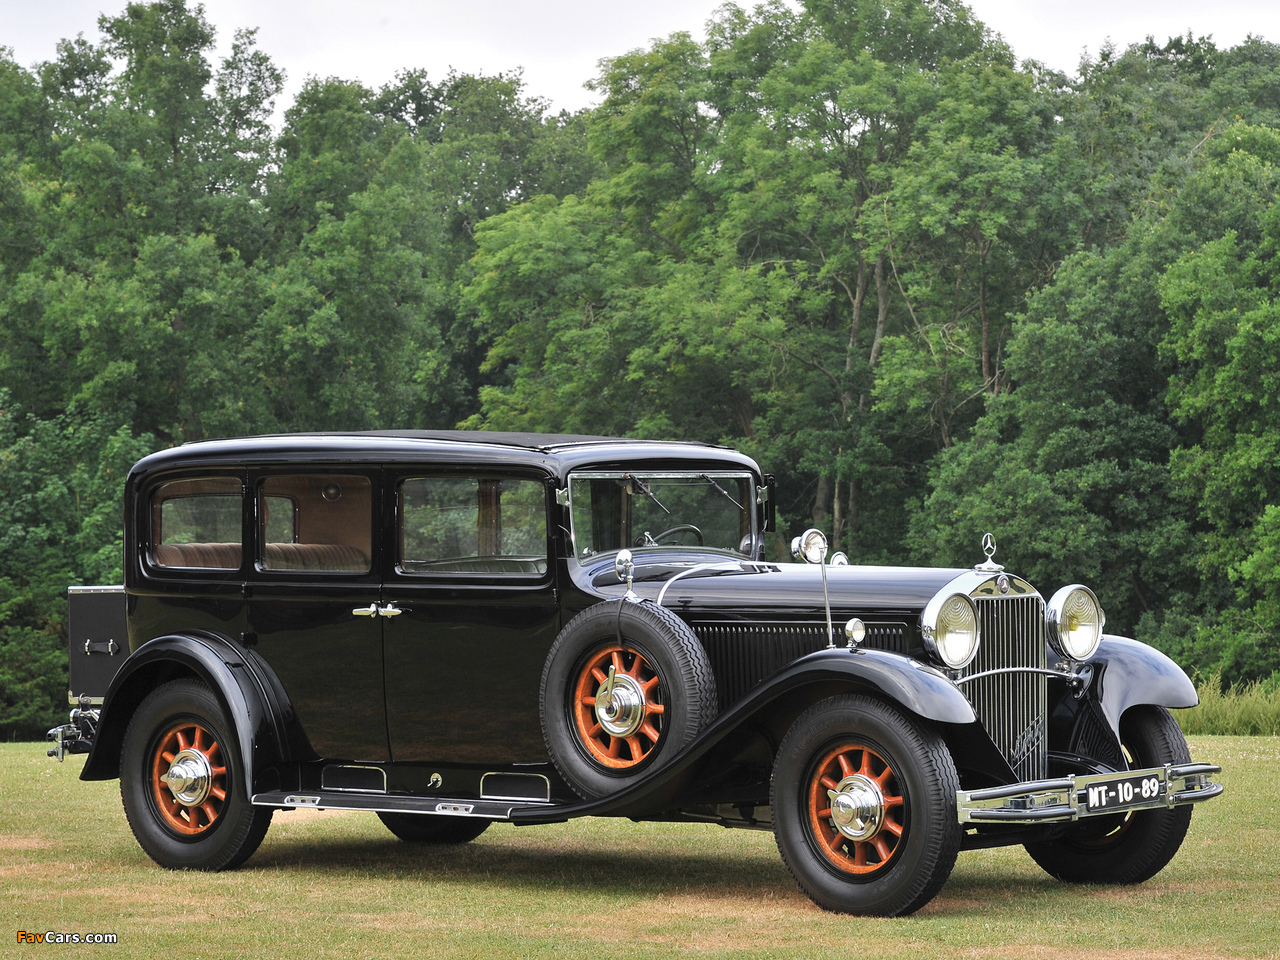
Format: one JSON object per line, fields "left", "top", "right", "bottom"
{"left": 122, "top": 679, "right": 273, "bottom": 870}
{"left": 807, "top": 742, "right": 906, "bottom": 876}
{"left": 572, "top": 645, "right": 665, "bottom": 769}
{"left": 772, "top": 695, "right": 960, "bottom": 916}
{"left": 541, "top": 602, "right": 717, "bottom": 800}
{"left": 149, "top": 720, "right": 228, "bottom": 837}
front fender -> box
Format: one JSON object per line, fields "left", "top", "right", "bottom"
{"left": 1093, "top": 634, "right": 1198, "bottom": 735}
{"left": 513, "top": 647, "right": 975, "bottom": 824}
{"left": 80, "top": 632, "right": 293, "bottom": 800}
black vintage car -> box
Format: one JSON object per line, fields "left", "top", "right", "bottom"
{"left": 48, "top": 431, "right": 1221, "bottom": 916}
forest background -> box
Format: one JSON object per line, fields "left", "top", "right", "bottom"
{"left": 3, "top": 0, "right": 1280, "bottom": 738}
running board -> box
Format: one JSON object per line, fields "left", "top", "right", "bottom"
{"left": 251, "top": 789, "right": 559, "bottom": 820}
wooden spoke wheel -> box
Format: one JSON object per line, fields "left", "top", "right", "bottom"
{"left": 120, "top": 679, "right": 272, "bottom": 870}
{"left": 771, "top": 694, "right": 961, "bottom": 917}
{"left": 148, "top": 720, "right": 228, "bottom": 837}
{"left": 572, "top": 645, "right": 666, "bottom": 769}
{"left": 806, "top": 742, "right": 906, "bottom": 876}
{"left": 541, "top": 601, "right": 717, "bottom": 799}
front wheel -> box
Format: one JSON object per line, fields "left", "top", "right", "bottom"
{"left": 120, "top": 679, "right": 272, "bottom": 870}
{"left": 771, "top": 694, "right": 961, "bottom": 917}
{"left": 1024, "top": 705, "right": 1194, "bottom": 884}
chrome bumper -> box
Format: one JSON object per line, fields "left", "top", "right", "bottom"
{"left": 957, "top": 762, "right": 1222, "bottom": 824}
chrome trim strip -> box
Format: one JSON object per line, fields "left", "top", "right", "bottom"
{"left": 67, "top": 585, "right": 126, "bottom": 594}
{"left": 954, "top": 666, "right": 1071, "bottom": 686}
{"left": 656, "top": 562, "right": 743, "bottom": 605}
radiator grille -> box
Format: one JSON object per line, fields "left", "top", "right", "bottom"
{"left": 695, "top": 621, "right": 909, "bottom": 712}
{"left": 961, "top": 596, "right": 1048, "bottom": 782}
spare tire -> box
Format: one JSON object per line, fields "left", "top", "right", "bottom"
{"left": 540, "top": 600, "right": 718, "bottom": 799}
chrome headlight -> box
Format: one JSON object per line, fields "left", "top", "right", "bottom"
{"left": 921, "top": 592, "right": 980, "bottom": 669}
{"left": 791, "top": 528, "right": 828, "bottom": 564}
{"left": 1046, "top": 585, "right": 1105, "bottom": 661}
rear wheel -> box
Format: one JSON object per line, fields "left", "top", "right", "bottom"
{"left": 771, "top": 694, "right": 961, "bottom": 916}
{"left": 377, "top": 812, "right": 490, "bottom": 844}
{"left": 1024, "top": 705, "right": 1193, "bottom": 884}
{"left": 120, "top": 679, "right": 272, "bottom": 870}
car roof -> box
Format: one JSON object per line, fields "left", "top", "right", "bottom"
{"left": 126, "top": 431, "right": 762, "bottom": 484}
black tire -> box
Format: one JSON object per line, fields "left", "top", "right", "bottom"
{"left": 1024, "top": 705, "right": 1194, "bottom": 884}
{"left": 540, "top": 601, "right": 717, "bottom": 799}
{"left": 771, "top": 694, "right": 962, "bottom": 917}
{"left": 377, "top": 812, "right": 491, "bottom": 844}
{"left": 120, "top": 678, "right": 273, "bottom": 870}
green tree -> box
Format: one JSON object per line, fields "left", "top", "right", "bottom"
{"left": 916, "top": 122, "right": 1280, "bottom": 679}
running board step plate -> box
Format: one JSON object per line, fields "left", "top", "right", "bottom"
{"left": 251, "top": 789, "right": 557, "bottom": 820}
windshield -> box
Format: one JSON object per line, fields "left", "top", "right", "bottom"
{"left": 568, "top": 471, "right": 756, "bottom": 559}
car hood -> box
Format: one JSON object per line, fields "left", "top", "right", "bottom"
{"left": 581, "top": 556, "right": 971, "bottom": 617}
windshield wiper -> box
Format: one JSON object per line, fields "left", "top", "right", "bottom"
{"left": 699, "top": 474, "right": 742, "bottom": 510}
{"left": 621, "top": 474, "right": 670, "bottom": 514}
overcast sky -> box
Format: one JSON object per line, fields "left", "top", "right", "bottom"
{"left": 2, "top": 0, "right": 1277, "bottom": 117}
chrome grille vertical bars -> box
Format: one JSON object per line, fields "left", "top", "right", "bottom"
{"left": 965, "top": 596, "right": 1048, "bottom": 782}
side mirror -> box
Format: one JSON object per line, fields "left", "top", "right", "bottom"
{"left": 757, "top": 475, "right": 776, "bottom": 533}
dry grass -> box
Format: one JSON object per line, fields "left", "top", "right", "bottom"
{"left": 1181, "top": 675, "right": 1280, "bottom": 736}
{"left": 1, "top": 737, "right": 1276, "bottom": 959}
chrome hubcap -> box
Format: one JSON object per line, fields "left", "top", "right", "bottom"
{"left": 594, "top": 672, "right": 646, "bottom": 737}
{"left": 827, "top": 774, "right": 885, "bottom": 841}
{"left": 162, "top": 748, "right": 213, "bottom": 807}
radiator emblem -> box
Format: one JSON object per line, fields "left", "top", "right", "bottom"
{"left": 1011, "top": 715, "right": 1046, "bottom": 771}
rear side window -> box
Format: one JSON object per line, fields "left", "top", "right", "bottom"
{"left": 151, "top": 477, "right": 243, "bottom": 570}
{"left": 401, "top": 477, "right": 547, "bottom": 576}
{"left": 259, "top": 475, "right": 372, "bottom": 574}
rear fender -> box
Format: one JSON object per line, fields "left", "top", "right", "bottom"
{"left": 80, "top": 632, "right": 295, "bottom": 799}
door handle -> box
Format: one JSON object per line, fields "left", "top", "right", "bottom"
{"left": 378, "top": 603, "right": 403, "bottom": 618}
{"left": 352, "top": 604, "right": 379, "bottom": 617}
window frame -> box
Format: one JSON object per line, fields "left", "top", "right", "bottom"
{"left": 393, "top": 472, "right": 553, "bottom": 582}
{"left": 143, "top": 473, "right": 248, "bottom": 576}
{"left": 566, "top": 470, "right": 758, "bottom": 563}
{"left": 250, "top": 469, "right": 381, "bottom": 581}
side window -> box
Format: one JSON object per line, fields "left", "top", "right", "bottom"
{"left": 260, "top": 475, "right": 371, "bottom": 574}
{"left": 401, "top": 477, "right": 547, "bottom": 576}
{"left": 263, "top": 495, "right": 296, "bottom": 544}
{"left": 151, "top": 477, "right": 243, "bottom": 570}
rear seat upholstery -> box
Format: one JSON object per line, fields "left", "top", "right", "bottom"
{"left": 263, "top": 542, "right": 369, "bottom": 572}
{"left": 154, "top": 542, "right": 241, "bottom": 569}
{"left": 155, "top": 542, "right": 369, "bottom": 572}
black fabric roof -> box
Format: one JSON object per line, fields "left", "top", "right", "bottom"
{"left": 309, "top": 430, "right": 711, "bottom": 452}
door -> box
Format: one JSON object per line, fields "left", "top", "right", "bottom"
{"left": 382, "top": 471, "right": 560, "bottom": 764}
{"left": 246, "top": 469, "right": 388, "bottom": 762}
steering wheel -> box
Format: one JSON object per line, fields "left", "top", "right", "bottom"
{"left": 650, "top": 523, "right": 704, "bottom": 546}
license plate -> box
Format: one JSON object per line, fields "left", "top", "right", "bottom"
{"left": 1082, "top": 773, "right": 1164, "bottom": 811}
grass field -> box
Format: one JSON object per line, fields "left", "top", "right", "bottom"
{"left": 2, "top": 738, "right": 1276, "bottom": 959}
